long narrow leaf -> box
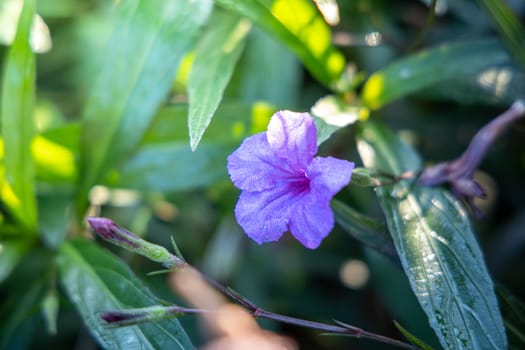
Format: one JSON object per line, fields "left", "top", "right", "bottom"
{"left": 361, "top": 39, "right": 510, "bottom": 109}
{"left": 77, "top": 0, "right": 212, "bottom": 216}
{"left": 357, "top": 122, "right": 507, "bottom": 350}
{"left": 188, "top": 11, "right": 251, "bottom": 150}
{"left": 216, "top": 0, "right": 345, "bottom": 89}
{"left": 0, "top": 0, "right": 37, "bottom": 230}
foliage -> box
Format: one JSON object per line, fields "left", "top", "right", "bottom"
{"left": 1, "top": 0, "right": 525, "bottom": 349}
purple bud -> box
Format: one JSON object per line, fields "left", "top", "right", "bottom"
{"left": 100, "top": 305, "right": 187, "bottom": 327}
{"left": 101, "top": 310, "right": 138, "bottom": 323}
{"left": 87, "top": 217, "right": 114, "bottom": 236}
{"left": 87, "top": 217, "right": 184, "bottom": 268}
{"left": 87, "top": 217, "right": 140, "bottom": 248}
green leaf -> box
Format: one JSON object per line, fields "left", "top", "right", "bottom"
{"left": 77, "top": 0, "right": 212, "bottom": 215}
{"left": 145, "top": 102, "right": 274, "bottom": 145}
{"left": 57, "top": 239, "right": 194, "bottom": 350}
{"left": 107, "top": 104, "right": 242, "bottom": 192}
{"left": 311, "top": 95, "right": 368, "bottom": 145}
{"left": 357, "top": 122, "right": 507, "bottom": 350}
{"left": 216, "top": 0, "right": 346, "bottom": 89}
{"left": 0, "top": 0, "right": 37, "bottom": 230}
{"left": 394, "top": 320, "right": 435, "bottom": 350}
{"left": 109, "top": 143, "right": 230, "bottom": 193}
{"left": 0, "top": 132, "right": 77, "bottom": 189}
{"left": 313, "top": 115, "right": 342, "bottom": 146}
{"left": 497, "top": 285, "right": 525, "bottom": 348}
{"left": 0, "top": 250, "right": 49, "bottom": 350}
{"left": 331, "top": 199, "right": 397, "bottom": 257}
{"left": 227, "top": 27, "right": 301, "bottom": 106}
{"left": 40, "top": 122, "right": 81, "bottom": 151}
{"left": 366, "top": 249, "right": 441, "bottom": 349}
{"left": 188, "top": 11, "right": 251, "bottom": 150}
{"left": 419, "top": 65, "right": 525, "bottom": 106}
{"left": 36, "top": 102, "right": 261, "bottom": 194}
{"left": 33, "top": 134, "right": 77, "bottom": 185}
{"left": 38, "top": 193, "right": 70, "bottom": 248}
{"left": 478, "top": 0, "right": 525, "bottom": 71}
{"left": 361, "top": 39, "right": 511, "bottom": 109}
{"left": 0, "top": 240, "right": 31, "bottom": 283}
{"left": 110, "top": 102, "right": 274, "bottom": 193}
{"left": 41, "top": 289, "right": 59, "bottom": 335}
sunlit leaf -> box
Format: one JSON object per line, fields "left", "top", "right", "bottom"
{"left": 188, "top": 11, "right": 251, "bottom": 150}
{"left": 419, "top": 65, "right": 525, "bottom": 106}
{"left": 357, "top": 122, "right": 507, "bottom": 350}
{"left": 311, "top": 95, "right": 368, "bottom": 145}
{"left": 216, "top": 0, "right": 346, "bottom": 89}
{"left": 58, "top": 240, "right": 194, "bottom": 350}
{"left": 77, "top": 0, "right": 212, "bottom": 216}
{"left": 0, "top": 133, "right": 76, "bottom": 187}
{"left": 0, "top": 0, "right": 52, "bottom": 53}
{"left": 361, "top": 39, "right": 511, "bottom": 109}
{"left": 0, "top": 0, "right": 37, "bottom": 231}
{"left": 39, "top": 102, "right": 267, "bottom": 194}
{"left": 33, "top": 135, "right": 76, "bottom": 184}
{"left": 313, "top": 0, "right": 340, "bottom": 26}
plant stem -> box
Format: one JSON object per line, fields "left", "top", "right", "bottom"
{"left": 185, "top": 264, "right": 421, "bottom": 350}
{"left": 408, "top": 0, "right": 437, "bottom": 51}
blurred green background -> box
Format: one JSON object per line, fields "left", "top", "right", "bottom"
{"left": 1, "top": 0, "right": 525, "bottom": 349}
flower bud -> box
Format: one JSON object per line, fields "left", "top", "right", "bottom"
{"left": 87, "top": 217, "right": 184, "bottom": 268}
{"left": 418, "top": 100, "right": 525, "bottom": 215}
{"left": 100, "top": 305, "right": 186, "bottom": 327}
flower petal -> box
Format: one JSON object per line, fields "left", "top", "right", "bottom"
{"left": 234, "top": 184, "right": 297, "bottom": 245}
{"left": 267, "top": 111, "right": 317, "bottom": 170}
{"left": 289, "top": 191, "right": 334, "bottom": 249}
{"left": 308, "top": 156, "right": 354, "bottom": 194}
{"left": 227, "top": 133, "right": 290, "bottom": 192}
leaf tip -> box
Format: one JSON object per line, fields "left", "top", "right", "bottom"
{"left": 189, "top": 135, "right": 201, "bottom": 152}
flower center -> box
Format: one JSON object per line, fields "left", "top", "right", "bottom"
{"left": 290, "top": 170, "right": 311, "bottom": 194}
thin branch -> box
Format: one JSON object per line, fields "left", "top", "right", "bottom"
{"left": 185, "top": 265, "right": 421, "bottom": 350}
{"left": 407, "top": 0, "right": 438, "bottom": 51}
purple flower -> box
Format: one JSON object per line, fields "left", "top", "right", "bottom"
{"left": 227, "top": 110, "right": 355, "bottom": 249}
